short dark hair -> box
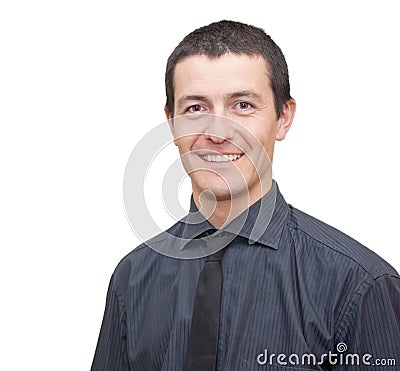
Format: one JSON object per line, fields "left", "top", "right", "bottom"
{"left": 165, "top": 20, "right": 292, "bottom": 118}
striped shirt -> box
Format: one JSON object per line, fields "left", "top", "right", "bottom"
{"left": 91, "top": 181, "right": 400, "bottom": 370}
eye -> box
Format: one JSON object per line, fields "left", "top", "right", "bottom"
{"left": 186, "top": 104, "right": 205, "bottom": 113}
{"left": 236, "top": 102, "right": 253, "bottom": 110}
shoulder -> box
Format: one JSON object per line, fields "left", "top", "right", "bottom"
{"left": 286, "top": 204, "right": 399, "bottom": 279}
{"left": 111, "top": 219, "right": 185, "bottom": 290}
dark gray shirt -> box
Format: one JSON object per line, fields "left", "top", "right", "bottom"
{"left": 91, "top": 182, "right": 400, "bottom": 370}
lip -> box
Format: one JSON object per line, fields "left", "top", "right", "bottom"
{"left": 193, "top": 150, "right": 244, "bottom": 156}
{"left": 197, "top": 153, "right": 244, "bottom": 165}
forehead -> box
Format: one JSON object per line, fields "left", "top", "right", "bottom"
{"left": 173, "top": 54, "right": 271, "bottom": 100}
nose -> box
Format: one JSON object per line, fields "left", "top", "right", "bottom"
{"left": 204, "top": 115, "right": 235, "bottom": 144}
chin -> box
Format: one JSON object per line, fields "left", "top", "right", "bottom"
{"left": 194, "top": 175, "right": 250, "bottom": 201}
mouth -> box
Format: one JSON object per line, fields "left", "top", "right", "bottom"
{"left": 199, "top": 153, "right": 244, "bottom": 163}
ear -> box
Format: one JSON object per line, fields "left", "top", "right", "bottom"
{"left": 164, "top": 106, "right": 173, "bottom": 131}
{"left": 165, "top": 105, "right": 179, "bottom": 146}
{"left": 164, "top": 106, "right": 174, "bottom": 134}
{"left": 276, "top": 99, "right": 296, "bottom": 141}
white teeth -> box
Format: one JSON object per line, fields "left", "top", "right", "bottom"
{"left": 200, "top": 154, "right": 243, "bottom": 162}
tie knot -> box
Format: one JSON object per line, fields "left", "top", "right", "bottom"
{"left": 204, "top": 231, "right": 236, "bottom": 261}
{"left": 199, "top": 229, "right": 217, "bottom": 238}
{"left": 183, "top": 229, "right": 235, "bottom": 259}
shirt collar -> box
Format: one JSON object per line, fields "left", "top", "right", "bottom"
{"left": 181, "top": 180, "right": 289, "bottom": 250}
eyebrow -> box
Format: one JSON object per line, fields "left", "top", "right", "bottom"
{"left": 176, "top": 90, "right": 264, "bottom": 111}
{"left": 226, "top": 90, "right": 264, "bottom": 103}
{"left": 176, "top": 95, "right": 209, "bottom": 111}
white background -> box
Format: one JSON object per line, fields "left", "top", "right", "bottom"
{"left": 1, "top": 1, "right": 399, "bottom": 370}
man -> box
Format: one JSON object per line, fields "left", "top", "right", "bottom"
{"left": 92, "top": 20, "right": 400, "bottom": 370}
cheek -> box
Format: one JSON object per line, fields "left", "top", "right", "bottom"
{"left": 240, "top": 113, "right": 278, "bottom": 139}
{"left": 175, "top": 135, "right": 197, "bottom": 153}
{"left": 246, "top": 125, "right": 276, "bottom": 149}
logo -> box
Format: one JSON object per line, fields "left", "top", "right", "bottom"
{"left": 256, "top": 343, "right": 396, "bottom": 367}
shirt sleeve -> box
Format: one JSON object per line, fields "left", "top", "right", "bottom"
{"left": 91, "top": 274, "right": 129, "bottom": 371}
{"left": 336, "top": 274, "right": 400, "bottom": 370}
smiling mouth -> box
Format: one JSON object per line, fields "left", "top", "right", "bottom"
{"left": 199, "top": 154, "right": 244, "bottom": 163}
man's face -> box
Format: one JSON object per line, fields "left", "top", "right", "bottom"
{"left": 166, "top": 54, "right": 294, "bottom": 203}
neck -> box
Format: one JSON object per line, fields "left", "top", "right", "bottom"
{"left": 192, "top": 177, "right": 273, "bottom": 229}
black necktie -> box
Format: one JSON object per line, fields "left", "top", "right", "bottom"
{"left": 184, "top": 233, "right": 227, "bottom": 371}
